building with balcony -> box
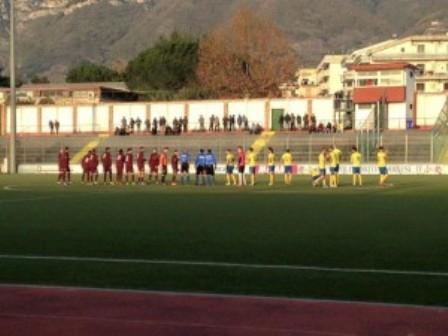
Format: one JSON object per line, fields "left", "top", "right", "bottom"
{"left": 349, "top": 63, "right": 417, "bottom": 130}
{"left": 316, "top": 55, "right": 346, "bottom": 96}
{"left": 346, "top": 26, "right": 448, "bottom": 94}
{"left": 296, "top": 68, "right": 319, "bottom": 98}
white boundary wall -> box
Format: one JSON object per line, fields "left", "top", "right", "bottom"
{"left": 18, "top": 163, "right": 448, "bottom": 175}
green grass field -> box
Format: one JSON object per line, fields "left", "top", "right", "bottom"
{"left": 0, "top": 174, "right": 448, "bottom": 306}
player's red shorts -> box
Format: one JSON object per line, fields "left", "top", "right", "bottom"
{"left": 125, "top": 165, "right": 134, "bottom": 173}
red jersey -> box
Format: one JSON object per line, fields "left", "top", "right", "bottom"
{"left": 160, "top": 153, "right": 168, "bottom": 167}
{"left": 137, "top": 151, "right": 146, "bottom": 169}
{"left": 58, "top": 151, "right": 65, "bottom": 170}
{"left": 82, "top": 154, "right": 90, "bottom": 171}
{"left": 89, "top": 153, "right": 99, "bottom": 171}
{"left": 102, "top": 152, "right": 112, "bottom": 169}
{"left": 64, "top": 151, "right": 70, "bottom": 170}
{"left": 171, "top": 154, "right": 179, "bottom": 171}
{"left": 116, "top": 153, "right": 125, "bottom": 170}
{"left": 149, "top": 153, "right": 160, "bottom": 168}
{"left": 125, "top": 153, "right": 134, "bottom": 171}
{"left": 238, "top": 152, "right": 246, "bottom": 167}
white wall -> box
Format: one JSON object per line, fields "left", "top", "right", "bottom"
{"left": 228, "top": 100, "right": 265, "bottom": 126}
{"left": 77, "top": 106, "right": 94, "bottom": 132}
{"left": 388, "top": 103, "right": 407, "bottom": 129}
{"left": 151, "top": 103, "right": 184, "bottom": 125}
{"left": 188, "top": 101, "right": 225, "bottom": 129}
{"left": 312, "top": 99, "right": 334, "bottom": 124}
{"left": 113, "top": 104, "right": 147, "bottom": 127}
{"left": 41, "top": 106, "right": 74, "bottom": 133}
{"left": 6, "top": 106, "right": 39, "bottom": 133}
{"left": 355, "top": 104, "right": 374, "bottom": 129}
{"left": 416, "top": 93, "right": 447, "bottom": 127}
{"left": 94, "top": 105, "right": 110, "bottom": 132}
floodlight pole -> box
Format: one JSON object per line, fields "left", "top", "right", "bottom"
{"left": 9, "top": 0, "right": 17, "bottom": 174}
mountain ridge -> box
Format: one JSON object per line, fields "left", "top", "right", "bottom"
{"left": 0, "top": 0, "right": 447, "bottom": 81}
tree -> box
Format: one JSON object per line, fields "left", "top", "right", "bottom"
{"left": 30, "top": 75, "right": 50, "bottom": 84}
{"left": 125, "top": 32, "right": 199, "bottom": 94}
{"left": 66, "top": 62, "right": 122, "bottom": 83}
{"left": 196, "top": 7, "right": 299, "bottom": 98}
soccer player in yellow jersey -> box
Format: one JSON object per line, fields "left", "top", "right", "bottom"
{"left": 281, "top": 149, "right": 293, "bottom": 185}
{"left": 313, "top": 148, "right": 328, "bottom": 188}
{"left": 247, "top": 147, "right": 257, "bottom": 186}
{"left": 328, "top": 146, "right": 338, "bottom": 188}
{"left": 331, "top": 145, "right": 342, "bottom": 185}
{"left": 377, "top": 146, "right": 389, "bottom": 186}
{"left": 350, "top": 146, "right": 362, "bottom": 186}
{"left": 225, "top": 149, "right": 236, "bottom": 186}
{"left": 267, "top": 147, "right": 275, "bottom": 186}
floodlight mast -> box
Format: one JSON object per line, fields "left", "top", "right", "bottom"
{"left": 9, "top": 0, "right": 17, "bottom": 174}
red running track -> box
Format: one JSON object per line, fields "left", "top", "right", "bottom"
{"left": 0, "top": 285, "right": 447, "bottom": 336}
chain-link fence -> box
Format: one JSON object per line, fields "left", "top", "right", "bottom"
{"left": 0, "top": 130, "right": 436, "bottom": 166}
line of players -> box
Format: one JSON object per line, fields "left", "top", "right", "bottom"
{"left": 57, "top": 145, "right": 389, "bottom": 187}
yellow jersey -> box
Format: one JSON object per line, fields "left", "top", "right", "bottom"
{"left": 247, "top": 152, "right": 257, "bottom": 167}
{"left": 350, "top": 152, "right": 362, "bottom": 167}
{"left": 311, "top": 167, "right": 320, "bottom": 178}
{"left": 281, "top": 152, "right": 293, "bottom": 165}
{"left": 318, "top": 152, "right": 326, "bottom": 169}
{"left": 333, "top": 148, "right": 342, "bottom": 164}
{"left": 329, "top": 151, "right": 337, "bottom": 167}
{"left": 377, "top": 151, "right": 387, "bottom": 167}
{"left": 226, "top": 153, "right": 235, "bottom": 165}
{"left": 267, "top": 152, "right": 275, "bottom": 166}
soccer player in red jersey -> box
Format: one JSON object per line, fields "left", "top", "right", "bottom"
{"left": 64, "top": 147, "right": 71, "bottom": 184}
{"left": 159, "top": 147, "right": 169, "bottom": 185}
{"left": 57, "top": 148, "right": 66, "bottom": 185}
{"left": 148, "top": 148, "right": 160, "bottom": 184}
{"left": 237, "top": 146, "right": 246, "bottom": 186}
{"left": 136, "top": 146, "right": 146, "bottom": 185}
{"left": 116, "top": 149, "right": 125, "bottom": 184}
{"left": 101, "top": 147, "right": 113, "bottom": 184}
{"left": 171, "top": 149, "right": 179, "bottom": 186}
{"left": 125, "top": 148, "right": 135, "bottom": 185}
{"left": 89, "top": 149, "right": 99, "bottom": 185}
{"left": 81, "top": 150, "right": 91, "bottom": 184}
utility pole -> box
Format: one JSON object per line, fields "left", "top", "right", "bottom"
{"left": 9, "top": 0, "right": 17, "bottom": 174}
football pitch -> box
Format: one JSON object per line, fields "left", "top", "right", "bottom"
{"left": 0, "top": 174, "right": 447, "bottom": 307}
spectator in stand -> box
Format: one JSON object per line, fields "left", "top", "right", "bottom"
{"left": 179, "top": 117, "right": 184, "bottom": 133}
{"left": 304, "top": 114, "right": 309, "bottom": 129}
{"left": 310, "top": 114, "right": 317, "bottom": 129}
{"left": 152, "top": 118, "right": 158, "bottom": 135}
{"left": 223, "top": 116, "right": 228, "bottom": 131}
{"left": 129, "top": 118, "right": 135, "bottom": 134}
{"left": 326, "top": 122, "right": 333, "bottom": 133}
{"left": 49, "top": 120, "right": 54, "bottom": 134}
{"left": 121, "top": 117, "right": 127, "bottom": 131}
{"left": 144, "top": 118, "right": 151, "bottom": 133}
{"left": 209, "top": 115, "right": 215, "bottom": 132}
{"left": 290, "top": 114, "right": 296, "bottom": 131}
{"left": 54, "top": 120, "right": 60, "bottom": 135}
{"left": 215, "top": 118, "right": 220, "bottom": 132}
{"left": 199, "top": 115, "right": 205, "bottom": 131}
{"left": 318, "top": 122, "right": 325, "bottom": 133}
{"left": 284, "top": 113, "right": 291, "bottom": 130}
{"left": 229, "top": 114, "right": 235, "bottom": 131}
{"left": 136, "top": 117, "right": 142, "bottom": 133}
{"left": 237, "top": 115, "right": 243, "bottom": 130}
{"left": 243, "top": 116, "right": 249, "bottom": 130}
{"left": 279, "top": 114, "right": 284, "bottom": 131}
{"left": 297, "top": 115, "right": 302, "bottom": 130}
{"left": 159, "top": 117, "right": 166, "bottom": 134}
{"left": 182, "top": 116, "right": 188, "bottom": 133}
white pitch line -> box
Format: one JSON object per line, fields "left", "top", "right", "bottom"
{"left": 0, "top": 254, "right": 447, "bottom": 278}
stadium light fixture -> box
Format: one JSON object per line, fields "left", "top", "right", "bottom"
{"left": 9, "top": 0, "right": 17, "bottom": 174}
